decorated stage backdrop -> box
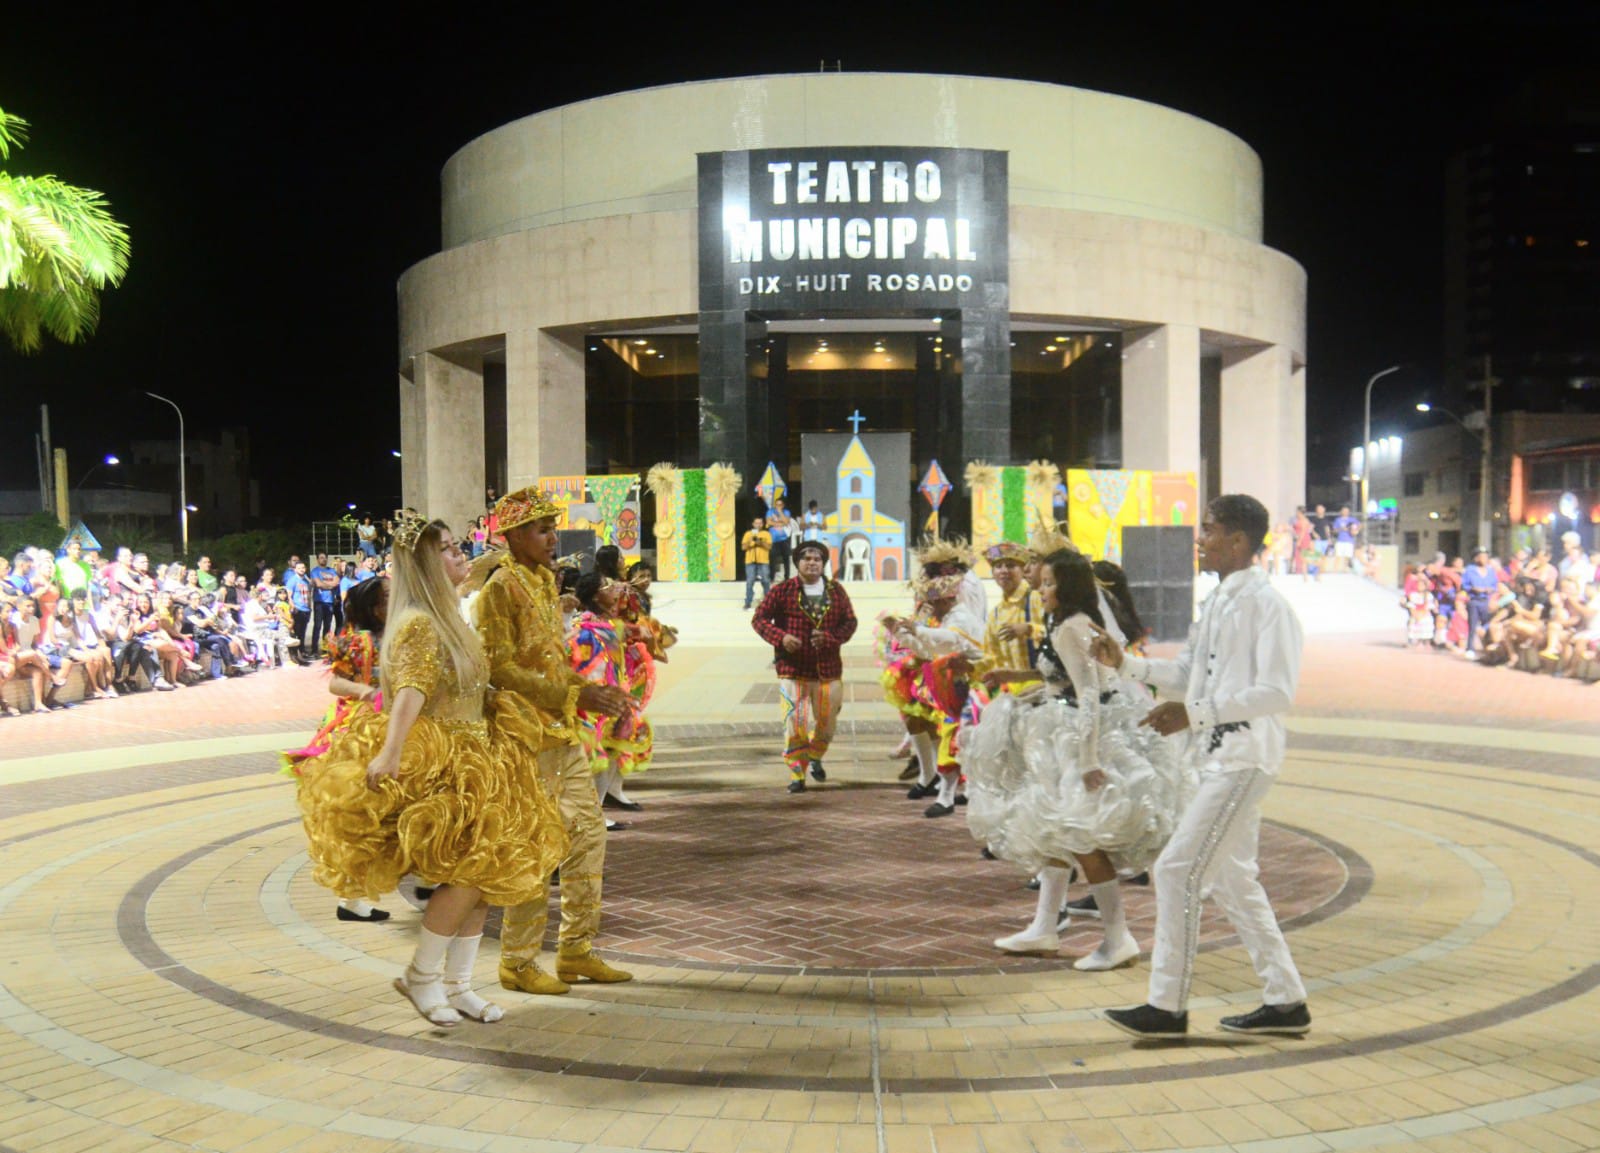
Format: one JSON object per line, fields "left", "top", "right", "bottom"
{"left": 1066, "top": 469, "right": 1199, "bottom": 564}
{"left": 538, "top": 475, "right": 643, "bottom": 563}
{"left": 802, "top": 431, "right": 909, "bottom": 582}
{"left": 645, "top": 464, "right": 742, "bottom": 582}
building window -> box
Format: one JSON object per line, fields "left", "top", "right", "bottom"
{"left": 849, "top": 505, "right": 862, "bottom": 523}
{"left": 1466, "top": 470, "right": 1481, "bottom": 492}
{"left": 1404, "top": 531, "right": 1420, "bottom": 554}
{"left": 1528, "top": 460, "right": 1565, "bottom": 491}
{"left": 849, "top": 476, "right": 862, "bottom": 495}
{"left": 1403, "top": 472, "right": 1426, "bottom": 497}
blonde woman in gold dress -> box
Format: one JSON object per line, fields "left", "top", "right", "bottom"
{"left": 297, "top": 516, "right": 566, "bottom": 1027}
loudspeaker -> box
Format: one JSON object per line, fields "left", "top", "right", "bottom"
{"left": 557, "top": 531, "right": 597, "bottom": 572}
{"left": 1120, "top": 526, "right": 1195, "bottom": 643}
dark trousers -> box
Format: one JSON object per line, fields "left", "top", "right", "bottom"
{"left": 292, "top": 609, "right": 312, "bottom": 656}
{"left": 311, "top": 600, "right": 338, "bottom": 653}
{"left": 114, "top": 641, "right": 160, "bottom": 685}
{"left": 770, "top": 537, "right": 792, "bottom": 581}
{"left": 1467, "top": 598, "right": 1491, "bottom": 650}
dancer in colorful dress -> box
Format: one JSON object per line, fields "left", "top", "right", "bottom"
{"left": 478, "top": 488, "right": 635, "bottom": 996}
{"left": 751, "top": 539, "right": 858, "bottom": 793}
{"left": 297, "top": 516, "right": 567, "bottom": 1026}
{"left": 884, "top": 572, "right": 986, "bottom": 817}
{"left": 962, "top": 550, "right": 1189, "bottom": 969}
{"left": 568, "top": 572, "right": 655, "bottom": 820}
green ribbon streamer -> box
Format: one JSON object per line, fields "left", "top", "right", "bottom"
{"left": 683, "top": 470, "right": 709, "bottom": 582}
{"left": 1002, "top": 466, "right": 1027, "bottom": 544}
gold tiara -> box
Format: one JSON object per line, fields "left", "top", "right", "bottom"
{"left": 392, "top": 508, "right": 429, "bottom": 551}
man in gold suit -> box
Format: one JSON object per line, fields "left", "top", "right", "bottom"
{"left": 981, "top": 542, "right": 1045, "bottom": 675}
{"left": 476, "top": 486, "right": 635, "bottom": 994}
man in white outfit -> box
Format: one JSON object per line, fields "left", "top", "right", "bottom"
{"left": 1089, "top": 494, "right": 1310, "bottom": 1038}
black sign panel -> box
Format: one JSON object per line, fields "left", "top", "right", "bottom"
{"left": 698, "top": 147, "right": 1008, "bottom": 312}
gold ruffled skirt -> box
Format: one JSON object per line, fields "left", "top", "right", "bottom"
{"left": 296, "top": 695, "right": 567, "bottom": 906}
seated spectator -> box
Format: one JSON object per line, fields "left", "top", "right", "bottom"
{"left": 4, "top": 598, "right": 55, "bottom": 712}
{"left": 242, "top": 587, "right": 293, "bottom": 667}
{"left": 114, "top": 592, "right": 174, "bottom": 691}
{"left": 59, "top": 595, "right": 117, "bottom": 699}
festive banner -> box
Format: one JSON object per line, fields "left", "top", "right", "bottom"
{"left": 1066, "top": 469, "right": 1197, "bottom": 563}
{"left": 539, "top": 474, "right": 642, "bottom": 560}
{"left": 645, "top": 463, "right": 740, "bottom": 581}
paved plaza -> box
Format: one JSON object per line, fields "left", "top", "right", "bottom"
{"left": 2, "top": 576, "right": 1598, "bottom": 1153}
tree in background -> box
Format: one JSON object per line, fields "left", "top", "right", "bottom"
{"left": 0, "top": 105, "right": 130, "bottom": 353}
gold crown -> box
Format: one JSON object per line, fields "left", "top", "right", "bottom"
{"left": 495, "top": 487, "right": 563, "bottom": 533}
{"left": 392, "top": 508, "right": 429, "bottom": 551}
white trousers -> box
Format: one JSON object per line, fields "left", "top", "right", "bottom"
{"left": 1147, "top": 767, "right": 1307, "bottom": 1013}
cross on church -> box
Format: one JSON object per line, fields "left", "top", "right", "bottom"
{"left": 847, "top": 409, "right": 866, "bottom": 434}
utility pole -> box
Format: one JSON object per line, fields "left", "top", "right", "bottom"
{"left": 1477, "top": 355, "right": 1495, "bottom": 553}
{"left": 53, "top": 449, "right": 69, "bottom": 530}
{"left": 38, "top": 405, "right": 54, "bottom": 514}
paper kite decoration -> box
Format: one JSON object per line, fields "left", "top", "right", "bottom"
{"left": 755, "top": 461, "right": 787, "bottom": 508}
{"left": 918, "top": 460, "right": 951, "bottom": 510}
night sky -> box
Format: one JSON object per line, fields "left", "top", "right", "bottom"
{"left": 3, "top": 12, "right": 1593, "bottom": 522}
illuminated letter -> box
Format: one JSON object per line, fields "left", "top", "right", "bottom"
{"left": 824, "top": 161, "right": 851, "bottom": 203}
{"left": 956, "top": 219, "right": 977, "bottom": 261}
{"left": 827, "top": 217, "right": 842, "bottom": 259}
{"left": 796, "top": 161, "right": 819, "bottom": 204}
{"left": 914, "top": 161, "right": 941, "bottom": 202}
{"left": 767, "top": 162, "right": 792, "bottom": 204}
{"left": 769, "top": 219, "right": 796, "bottom": 261}
{"left": 874, "top": 217, "right": 889, "bottom": 259}
{"left": 729, "top": 221, "right": 762, "bottom": 263}
{"left": 891, "top": 217, "right": 917, "bottom": 259}
{"left": 883, "top": 161, "right": 909, "bottom": 203}
{"left": 851, "top": 160, "right": 877, "bottom": 201}
{"left": 844, "top": 219, "right": 872, "bottom": 258}
{"left": 922, "top": 218, "right": 951, "bottom": 260}
{"left": 797, "top": 218, "right": 825, "bottom": 260}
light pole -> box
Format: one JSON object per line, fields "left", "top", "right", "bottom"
{"left": 145, "top": 391, "right": 188, "bottom": 557}
{"left": 1360, "top": 365, "right": 1402, "bottom": 524}
{"left": 1416, "top": 402, "right": 1492, "bottom": 552}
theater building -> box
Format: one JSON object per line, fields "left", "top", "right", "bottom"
{"left": 398, "top": 73, "right": 1306, "bottom": 540}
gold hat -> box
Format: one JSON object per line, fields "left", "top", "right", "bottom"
{"left": 495, "top": 487, "right": 563, "bottom": 533}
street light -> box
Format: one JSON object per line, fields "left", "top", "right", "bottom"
{"left": 145, "top": 391, "right": 188, "bottom": 557}
{"left": 1360, "top": 365, "right": 1403, "bottom": 522}
{"left": 1416, "top": 402, "right": 1492, "bottom": 550}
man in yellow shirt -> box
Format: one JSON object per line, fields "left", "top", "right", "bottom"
{"left": 981, "top": 542, "right": 1045, "bottom": 675}
{"left": 742, "top": 516, "right": 773, "bottom": 609}
{"left": 476, "top": 487, "right": 634, "bottom": 995}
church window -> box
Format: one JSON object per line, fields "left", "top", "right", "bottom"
{"left": 849, "top": 505, "right": 862, "bottom": 523}
{"left": 849, "top": 476, "right": 863, "bottom": 494}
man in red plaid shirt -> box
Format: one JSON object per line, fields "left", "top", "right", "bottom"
{"left": 751, "top": 539, "right": 858, "bottom": 793}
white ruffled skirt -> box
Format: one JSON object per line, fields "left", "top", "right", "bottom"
{"left": 962, "top": 685, "right": 1194, "bottom": 876}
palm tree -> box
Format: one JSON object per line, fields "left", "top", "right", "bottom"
{"left": 0, "top": 106, "right": 130, "bottom": 353}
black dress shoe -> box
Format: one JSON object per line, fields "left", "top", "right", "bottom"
{"left": 1105, "top": 1004, "right": 1188, "bottom": 1039}
{"left": 907, "top": 781, "right": 939, "bottom": 800}
{"left": 413, "top": 885, "right": 435, "bottom": 903}
{"left": 953, "top": 794, "right": 968, "bottom": 806}
{"left": 980, "top": 846, "right": 997, "bottom": 860}
{"left": 897, "top": 762, "right": 920, "bottom": 781}
{"left": 604, "top": 821, "right": 631, "bottom": 832}
{"left": 923, "top": 802, "right": 954, "bottom": 818}
{"left": 809, "top": 760, "right": 826, "bottom": 782}
{"left": 1219, "top": 1003, "right": 1311, "bottom": 1035}
{"left": 336, "top": 906, "right": 391, "bottom": 923}
{"left": 603, "top": 796, "right": 644, "bottom": 812}
{"left": 788, "top": 779, "right": 806, "bottom": 794}
{"left": 1127, "top": 871, "right": 1150, "bottom": 885}
{"left": 1063, "top": 894, "right": 1100, "bottom": 919}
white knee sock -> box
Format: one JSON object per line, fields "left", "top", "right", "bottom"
{"left": 605, "top": 762, "right": 632, "bottom": 805}
{"left": 936, "top": 769, "right": 959, "bottom": 807}
{"left": 400, "top": 925, "right": 460, "bottom": 1024}
{"left": 1090, "top": 881, "right": 1133, "bottom": 949}
{"left": 444, "top": 934, "right": 503, "bottom": 1022}
{"left": 412, "top": 925, "right": 452, "bottom": 976}
{"left": 1025, "top": 866, "right": 1072, "bottom": 936}
{"left": 912, "top": 732, "right": 938, "bottom": 785}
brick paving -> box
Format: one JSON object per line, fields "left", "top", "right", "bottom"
{"left": 3, "top": 629, "right": 1600, "bottom": 1153}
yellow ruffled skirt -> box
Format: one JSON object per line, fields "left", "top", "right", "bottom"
{"left": 296, "top": 696, "right": 567, "bottom": 906}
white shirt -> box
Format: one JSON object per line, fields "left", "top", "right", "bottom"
{"left": 1121, "top": 566, "right": 1301, "bottom": 775}
{"left": 896, "top": 603, "right": 986, "bottom": 661}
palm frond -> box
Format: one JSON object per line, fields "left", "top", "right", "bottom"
{"left": 0, "top": 107, "right": 28, "bottom": 162}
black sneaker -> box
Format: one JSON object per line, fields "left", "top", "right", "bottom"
{"left": 1218, "top": 1003, "right": 1311, "bottom": 1036}
{"left": 788, "top": 779, "right": 807, "bottom": 794}
{"left": 1063, "top": 894, "right": 1100, "bottom": 919}
{"left": 809, "top": 760, "right": 827, "bottom": 782}
{"left": 953, "top": 794, "right": 968, "bottom": 806}
{"left": 907, "top": 781, "right": 939, "bottom": 800}
{"left": 1126, "top": 871, "right": 1150, "bottom": 886}
{"left": 1105, "top": 1004, "right": 1188, "bottom": 1039}
{"left": 980, "top": 847, "right": 997, "bottom": 861}
{"left": 923, "top": 802, "right": 954, "bottom": 818}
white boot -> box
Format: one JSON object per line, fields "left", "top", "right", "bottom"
{"left": 996, "top": 866, "right": 1069, "bottom": 954}
{"left": 444, "top": 934, "right": 503, "bottom": 1022}
{"left": 1074, "top": 882, "right": 1140, "bottom": 971}
{"left": 912, "top": 732, "right": 938, "bottom": 786}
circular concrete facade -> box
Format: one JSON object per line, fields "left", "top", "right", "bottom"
{"left": 398, "top": 73, "right": 1306, "bottom": 537}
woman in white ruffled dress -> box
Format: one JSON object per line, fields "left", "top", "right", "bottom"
{"left": 963, "top": 551, "right": 1192, "bottom": 971}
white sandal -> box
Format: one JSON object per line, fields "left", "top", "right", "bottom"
{"left": 393, "top": 970, "right": 461, "bottom": 1027}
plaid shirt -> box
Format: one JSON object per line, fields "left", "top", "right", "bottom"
{"left": 751, "top": 578, "right": 858, "bottom": 680}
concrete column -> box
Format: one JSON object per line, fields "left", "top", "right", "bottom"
{"left": 1119, "top": 324, "right": 1200, "bottom": 474}
{"left": 506, "top": 328, "right": 585, "bottom": 489}
{"left": 401, "top": 351, "right": 486, "bottom": 531}
{"left": 1219, "top": 343, "right": 1302, "bottom": 523}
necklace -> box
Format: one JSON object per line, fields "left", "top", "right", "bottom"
{"left": 800, "top": 581, "right": 831, "bottom": 628}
